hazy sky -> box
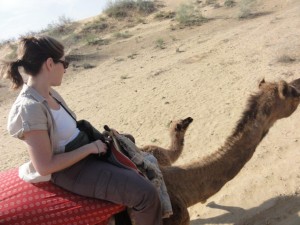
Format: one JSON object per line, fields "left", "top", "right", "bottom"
{"left": 0, "top": 0, "right": 110, "bottom": 41}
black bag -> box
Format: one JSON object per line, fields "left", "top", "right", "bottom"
{"left": 76, "top": 120, "right": 106, "bottom": 142}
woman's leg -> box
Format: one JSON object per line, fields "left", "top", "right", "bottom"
{"left": 52, "top": 156, "right": 162, "bottom": 225}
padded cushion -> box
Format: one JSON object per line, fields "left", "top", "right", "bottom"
{"left": 0, "top": 168, "right": 125, "bottom": 225}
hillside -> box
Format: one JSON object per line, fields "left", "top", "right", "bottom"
{"left": 0, "top": 0, "right": 299, "bottom": 224}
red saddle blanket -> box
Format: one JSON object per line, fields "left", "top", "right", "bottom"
{"left": 0, "top": 168, "right": 125, "bottom": 225}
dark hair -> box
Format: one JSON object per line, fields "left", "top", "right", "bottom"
{"left": 0, "top": 36, "right": 65, "bottom": 89}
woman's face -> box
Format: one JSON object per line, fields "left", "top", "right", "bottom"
{"left": 50, "top": 58, "right": 68, "bottom": 86}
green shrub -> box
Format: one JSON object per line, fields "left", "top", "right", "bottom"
{"left": 155, "top": 38, "right": 166, "bottom": 49}
{"left": 105, "top": 0, "right": 156, "bottom": 18}
{"left": 239, "top": 0, "right": 257, "bottom": 18}
{"left": 136, "top": 0, "right": 156, "bottom": 13}
{"left": 176, "top": 3, "right": 207, "bottom": 26}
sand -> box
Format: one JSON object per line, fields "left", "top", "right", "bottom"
{"left": 0, "top": 0, "right": 299, "bottom": 224}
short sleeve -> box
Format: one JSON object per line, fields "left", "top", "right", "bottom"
{"left": 7, "top": 101, "right": 48, "bottom": 139}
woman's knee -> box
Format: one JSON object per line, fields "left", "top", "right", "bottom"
{"left": 133, "top": 179, "right": 160, "bottom": 210}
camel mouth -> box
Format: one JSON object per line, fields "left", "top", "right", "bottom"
{"left": 181, "top": 117, "right": 193, "bottom": 128}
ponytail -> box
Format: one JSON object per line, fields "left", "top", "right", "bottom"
{"left": 0, "top": 60, "right": 24, "bottom": 89}
{"left": 1, "top": 35, "right": 65, "bottom": 90}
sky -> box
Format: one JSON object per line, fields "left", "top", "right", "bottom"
{"left": 0, "top": 0, "right": 110, "bottom": 41}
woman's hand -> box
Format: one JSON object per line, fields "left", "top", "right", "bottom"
{"left": 24, "top": 130, "right": 108, "bottom": 176}
{"left": 91, "top": 140, "right": 108, "bottom": 156}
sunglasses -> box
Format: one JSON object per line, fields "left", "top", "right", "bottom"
{"left": 54, "top": 59, "right": 69, "bottom": 69}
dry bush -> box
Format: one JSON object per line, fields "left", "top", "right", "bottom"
{"left": 154, "top": 11, "right": 176, "bottom": 20}
{"left": 238, "top": 0, "right": 257, "bottom": 19}
{"left": 105, "top": 0, "right": 156, "bottom": 18}
{"left": 176, "top": 3, "right": 207, "bottom": 26}
{"left": 113, "top": 31, "right": 133, "bottom": 39}
{"left": 83, "top": 63, "right": 96, "bottom": 69}
{"left": 46, "top": 15, "right": 74, "bottom": 36}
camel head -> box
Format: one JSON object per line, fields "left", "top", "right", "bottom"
{"left": 170, "top": 117, "right": 193, "bottom": 132}
{"left": 258, "top": 79, "right": 300, "bottom": 120}
{"left": 168, "top": 117, "right": 193, "bottom": 141}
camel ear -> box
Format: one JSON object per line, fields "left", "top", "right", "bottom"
{"left": 259, "top": 78, "right": 265, "bottom": 88}
{"left": 278, "top": 80, "right": 289, "bottom": 99}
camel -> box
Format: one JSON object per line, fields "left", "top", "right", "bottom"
{"left": 152, "top": 79, "right": 300, "bottom": 225}
{"left": 158, "top": 79, "right": 300, "bottom": 225}
{"left": 141, "top": 117, "right": 193, "bottom": 166}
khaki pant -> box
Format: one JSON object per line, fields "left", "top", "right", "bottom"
{"left": 52, "top": 131, "right": 162, "bottom": 225}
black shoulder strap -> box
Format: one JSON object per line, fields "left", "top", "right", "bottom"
{"left": 52, "top": 96, "right": 77, "bottom": 122}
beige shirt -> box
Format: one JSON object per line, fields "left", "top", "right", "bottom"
{"left": 7, "top": 84, "right": 76, "bottom": 183}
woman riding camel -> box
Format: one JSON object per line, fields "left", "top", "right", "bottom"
{"left": 1, "top": 35, "right": 162, "bottom": 225}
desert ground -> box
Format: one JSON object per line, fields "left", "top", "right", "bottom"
{"left": 0, "top": 0, "right": 299, "bottom": 224}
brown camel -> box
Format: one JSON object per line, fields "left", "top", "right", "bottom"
{"left": 141, "top": 117, "right": 193, "bottom": 166}
{"left": 159, "top": 79, "right": 300, "bottom": 225}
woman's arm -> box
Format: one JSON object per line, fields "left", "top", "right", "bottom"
{"left": 23, "top": 130, "right": 107, "bottom": 176}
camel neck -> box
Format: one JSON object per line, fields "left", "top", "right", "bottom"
{"left": 163, "top": 115, "right": 274, "bottom": 207}
{"left": 168, "top": 136, "right": 184, "bottom": 162}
